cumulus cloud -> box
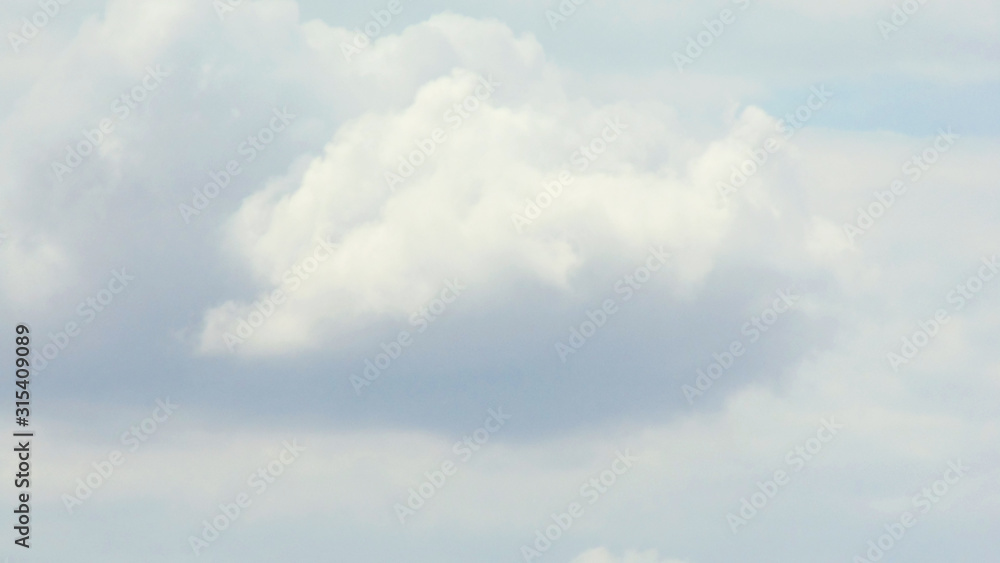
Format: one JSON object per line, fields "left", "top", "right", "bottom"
{"left": 194, "top": 14, "right": 750, "bottom": 355}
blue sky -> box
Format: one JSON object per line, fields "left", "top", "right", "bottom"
{"left": 0, "top": 0, "right": 998, "bottom": 561}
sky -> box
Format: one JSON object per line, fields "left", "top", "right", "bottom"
{"left": 0, "top": 0, "right": 998, "bottom": 561}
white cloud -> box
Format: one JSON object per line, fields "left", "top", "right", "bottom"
{"left": 195, "top": 15, "right": 760, "bottom": 354}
